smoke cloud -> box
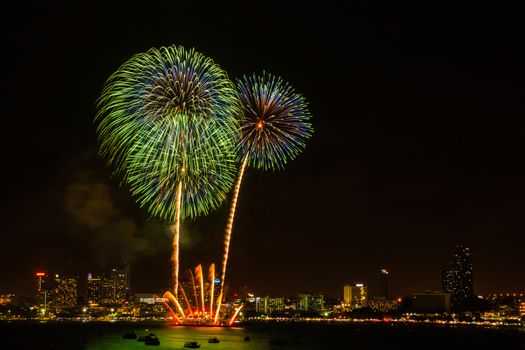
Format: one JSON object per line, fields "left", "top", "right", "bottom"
{"left": 65, "top": 172, "right": 171, "bottom": 267}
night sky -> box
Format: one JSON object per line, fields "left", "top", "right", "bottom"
{"left": 3, "top": 2, "right": 524, "bottom": 299}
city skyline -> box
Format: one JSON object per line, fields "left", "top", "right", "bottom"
{"left": 9, "top": 243, "right": 523, "bottom": 301}
{"left": 2, "top": 2, "right": 525, "bottom": 299}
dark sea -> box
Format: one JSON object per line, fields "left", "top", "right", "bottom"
{"left": 0, "top": 321, "right": 523, "bottom": 350}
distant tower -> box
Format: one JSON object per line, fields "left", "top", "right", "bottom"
{"left": 87, "top": 273, "right": 102, "bottom": 306}
{"left": 50, "top": 274, "right": 79, "bottom": 307}
{"left": 379, "top": 269, "right": 389, "bottom": 298}
{"left": 343, "top": 283, "right": 368, "bottom": 309}
{"left": 442, "top": 244, "right": 473, "bottom": 310}
{"left": 111, "top": 264, "right": 131, "bottom": 303}
{"left": 35, "top": 272, "right": 48, "bottom": 314}
{"left": 35, "top": 272, "right": 46, "bottom": 292}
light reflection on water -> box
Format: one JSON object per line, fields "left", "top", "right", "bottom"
{"left": 1, "top": 321, "right": 523, "bottom": 349}
{"left": 87, "top": 325, "right": 271, "bottom": 350}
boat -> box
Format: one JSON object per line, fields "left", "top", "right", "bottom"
{"left": 184, "top": 341, "right": 201, "bottom": 348}
{"left": 122, "top": 330, "right": 137, "bottom": 339}
{"left": 145, "top": 335, "right": 160, "bottom": 346}
{"left": 208, "top": 337, "right": 220, "bottom": 343}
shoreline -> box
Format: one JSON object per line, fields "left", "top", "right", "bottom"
{"left": 1, "top": 317, "right": 523, "bottom": 330}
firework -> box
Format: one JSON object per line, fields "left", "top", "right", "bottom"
{"left": 161, "top": 263, "right": 240, "bottom": 325}
{"left": 236, "top": 72, "right": 313, "bottom": 170}
{"left": 95, "top": 45, "right": 240, "bottom": 294}
{"left": 219, "top": 72, "right": 313, "bottom": 308}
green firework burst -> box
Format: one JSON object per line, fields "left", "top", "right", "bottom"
{"left": 95, "top": 45, "right": 240, "bottom": 220}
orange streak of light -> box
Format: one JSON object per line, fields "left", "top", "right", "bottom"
{"left": 228, "top": 304, "right": 244, "bottom": 326}
{"left": 189, "top": 268, "right": 199, "bottom": 314}
{"left": 209, "top": 263, "right": 215, "bottom": 318}
{"left": 195, "top": 264, "right": 205, "bottom": 314}
{"left": 178, "top": 282, "right": 193, "bottom": 317}
{"left": 220, "top": 154, "right": 249, "bottom": 297}
{"left": 163, "top": 291, "right": 185, "bottom": 319}
{"left": 162, "top": 301, "right": 181, "bottom": 324}
{"left": 213, "top": 292, "right": 223, "bottom": 324}
{"left": 170, "top": 181, "right": 183, "bottom": 297}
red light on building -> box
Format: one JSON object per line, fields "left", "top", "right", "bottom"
{"left": 36, "top": 272, "right": 45, "bottom": 276}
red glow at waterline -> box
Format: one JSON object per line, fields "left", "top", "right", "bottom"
{"left": 162, "top": 263, "right": 243, "bottom": 326}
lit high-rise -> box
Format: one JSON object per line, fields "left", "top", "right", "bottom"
{"left": 442, "top": 244, "right": 473, "bottom": 310}
{"left": 298, "top": 293, "right": 324, "bottom": 312}
{"left": 50, "top": 274, "right": 78, "bottom": 307}
{"left": 87, "top": 273, "right": 102, "bottom": 306}
{"left": 343, "top": 283, "right": 368, "bottom": 309}
{"left": 111, "top": 264, "right": 130, "bottom": 304}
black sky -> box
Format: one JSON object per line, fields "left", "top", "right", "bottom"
{"left": 2, "top": 1, "right": 524, "bottom": 298}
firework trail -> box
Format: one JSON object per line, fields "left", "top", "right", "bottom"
{"left": 171, "top": 181, "right": 182, "bottom": 295}
{"left": 209, "top": 263, "right": 215, "bottom": 318}
{"left": 95, "top": 45, "right": 239, "bottom": 295}
{"left": 219, "top": 154, "right": 248, "bottom": 298}
{"left": 228, "top": 304, "right": 244, "bottom": 326}
{"left": 219, "top": 72, "right": 313, "bottom": 309}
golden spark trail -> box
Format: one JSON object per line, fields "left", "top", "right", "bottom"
{"left": 178, "top": 282, "right": 193, "bottom": 317}
{"left": 220, "top": 154, "right": 249, "bottom": 299}
{"left": 209, "top": 264, "right": 215, "bottom": 318}
{"left": 189, "top": 268, "right": 199, "bottom": 314}
{"left": 195, "top": 264, "right": 205, "bottom": 314}
{"left": 163, "top": 291, "right": 185, "bottom": 319}
{"left": 213, "top": 292, "right": 222, "bottom": 324}
{"left": 228, "top": 304, "right": 244, "bottom": 326}
{"left": 170, "top": 181, "right": 183, "bottom": 297}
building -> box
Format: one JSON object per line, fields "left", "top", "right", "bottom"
{"left": 255, "top": 296, "right": 284, "bottom": 314}
{"left": 111, "top": 264, "right": 130, "bottom": 304}
{"left": 87, "top": 265, "right": 131, "bottom": 306}
{"left": 49, "top": 274, "right": 78, "bottom": 307}
{"left": 87, "top": 274, "right": 114, "bottom": 306}
{"left": 35, "top": 272, "right": 50, "bottom": 312}
{"left": 486, "top": 293, "right": 525, "bottom": 317}
{"left": 101, "top": 276, "right": 116, "bottom": 305}
{"left": 412, "top": 291, "right": 451, "bottom": 313}
{"left": 34, "top": 272, "right": 78, "bottom": 312}
{"left": 133, "top": 293, "right": 169, "bottom": 318}
{"left": 368, "top": 297, "right": 398, "bottom": 313}
{"left": 298, "top": 293, "right": 324, "bottom": 312}
{"left": 87, "top": 273, "right": 102, "bottom": 306}
{"left": 442, "top": 244, "right": 473, "bottom": 310}
{"left": 343, "top": 283, "right": 368, "bottom": 309}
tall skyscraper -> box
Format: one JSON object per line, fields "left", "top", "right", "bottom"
{"left": 101, "top": 276, "right": 116, "bottom": 305}
{"left": 35, "top": 272, "right": 50, "bottom": 313}
{"left": 35, "top": 272, "right": 47, "bottom": 292}
{"left": 442, "top": 244, "right": 473, "bottom": 309}
{"left": 343, "top": 283, "right": 368, "bottom": 309}
{"left": 49, "top": 274, "right": 78, "bottom": 307}
{"left": 87, "top": 265, "right": 130, "bottom": 306}
{"left": 111, "top": 264, "right": 130, "bottom": 304}
{"left": 87, "top": 273, "right": 102, "bottom": 306}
